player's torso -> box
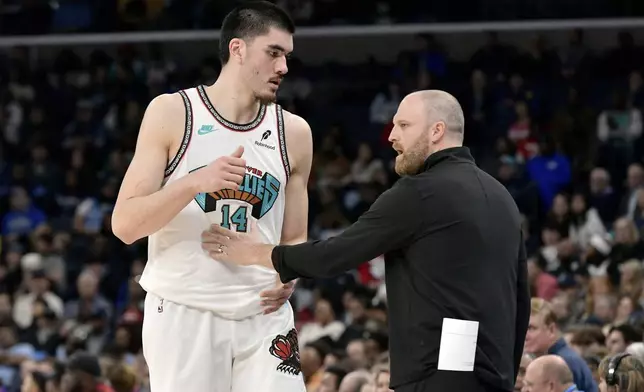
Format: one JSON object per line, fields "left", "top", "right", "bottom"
{"left": 139, "top": 85, "right": 291, "bottom": 319}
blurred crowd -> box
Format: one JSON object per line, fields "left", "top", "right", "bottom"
{"left": 2, "top": 2, "right": 644, "bottom": 391}
{"left": 2, "top": 0, "right": 644, "bottom": 35}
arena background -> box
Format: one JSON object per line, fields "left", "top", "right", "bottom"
{"left": 2, "top": 1, "right": 644, "bottom": 391}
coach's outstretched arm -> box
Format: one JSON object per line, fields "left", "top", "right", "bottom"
{"left": 112, "top": 93, "right": 246, "bottom": 245}
{"left": 203, "top": 178, "right": 423, "bottom": 281}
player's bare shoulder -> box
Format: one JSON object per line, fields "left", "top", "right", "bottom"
{"left": 139, "top": 92, "right": 186, "bottom": 143}
{"left": 135, "top": 91, "right": 192, "bottom": 166}
{"left": 281, "top": 109, "right": 313, "bottom": 172}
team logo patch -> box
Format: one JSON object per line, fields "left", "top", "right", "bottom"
{"left": 191, "top": 165, "right": 281, "bottom": 219}
{"left": 269, "top": 328, "right": 301, "bottom": 375}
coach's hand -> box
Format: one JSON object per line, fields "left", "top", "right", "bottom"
{"left": 201, "top": 220, "right": 275, "bottom": 270}
{"left": 260, "top": 279, "right": 296, "bottom": 314}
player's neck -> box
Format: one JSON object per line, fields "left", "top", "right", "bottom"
{"left": 206, "top": 71, "right": 262, "bottom": 125}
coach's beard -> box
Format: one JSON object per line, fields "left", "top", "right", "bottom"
{"left": 395, "top": 141, "right": 430, "bottom": 177}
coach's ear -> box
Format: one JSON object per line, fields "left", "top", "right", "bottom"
{"left": 229, "top": 38, "right": 246, "bottom": 64}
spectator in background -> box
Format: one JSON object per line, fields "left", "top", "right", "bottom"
{"left": 345, "top": 339, "right": 369, "bottom": 370}
{"left": 558, "top": 29, "right": 588, "bottom": 79}
{"left": 460, "top": 69, "right": 494, "bottom": 149}
{"left": 104, "top": 361, "right": 137, "bottom": 392}
{"left": 626, "top": 343, "right": 644, "bottom": 363}
{"left": 515, "top": 353, "right": 534, "bottom": 392}
{"left": 27, "top": 144, "right": 63, "bottom": 215}
{"left": 589, "top": 168, "right": 620, "bottom": 227}
{"left": 568, "top": 326, "right": 606, "bottom": 357}
{"left": 584, "top": 294, "right": 617, "bottom": 329}
{"left": 621, "top": 163, "right": 644, "bottom": 217}
{"left": 524, "top": 298, "right": 598, "bottom": 392}
{"left": 526, "top": 137, "right": 572, "bottom": 210}
{"left": 372, "top": 365, "right": 392, "bottom": 392}
{"left": 522, "top": 355, "right": 580, "bottom": 392}
{"left": 338, "top": 369, "right": 372, "bottom": 392}
{"left": 627, "top": 71, "right": 644, "bottom": 109}
{"left": 630, "top": 190, "right": 644, "bottom": 236}
{"left": 546, "top": 193, "right": 572, "bottom": 239}
{"left": 20, "top": 370, "right": 47, "bottom": 392}
{"left": 569, "top": 192, "right": 607, "bottom": 252}
{"left": 507, "top": 101, "right": 538, "bottom": 163}
{"left": 551, "top": 294, "right": 574, "bottom": 330}
{"left": 618, "top": 260, "right": 644, "bottom": 306}
{"left": 613, "top": 293, "right": 644, "bottom": 327}
{"left": 62, "top": 271, "right": 113, "bottom": 356}
{"left": 596, "top": 92, "right": 642, "bottom": 168}
{"left": 528, "top": 257, "right": 560, "bottom": 301}
{"left": 73, "top": 179, "right": 118, "bottom": 236}
{"left": 60, "top": 351, "right": 113, "bottom": 392}
{"left": 1, "top": 187, "right": 46, "bottom": 237}
{"left": 597, "top": 353, "right": 644, "bottom": 392}
{"left": 301, "top": 339, "right": 332, "bottom": 391}
{"left": 605, "top": 324, "right": 642, "bottom": 356}
{"left": 597, "top": 92, "right": 642, "bottom": 145}
{"left": 344, "top": 143, "right": 388, "bottom": 188}
{"left": 12, "top": 268, "right": 64, "bottom": 330}
{"left": 606, "top": 218, "right": 644, "bottom": 287}
{"left": 369, "top": 82, "right": 401, "bottom": 126}
{"left": 0, "top": 321, "right": 37, "bottom": 388}
{"left": 299, "top": 298, "right": 346, "bottom": 348}
{"left": 319, "top": 365, "right": 349, "bottom": 392}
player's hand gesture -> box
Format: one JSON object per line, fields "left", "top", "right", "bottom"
{"left": 191, "top": 146, "right": 246, "bottom": 193}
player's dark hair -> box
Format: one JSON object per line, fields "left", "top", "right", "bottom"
{"left": 219, "top": 1, "right": 295, "bottom": 65}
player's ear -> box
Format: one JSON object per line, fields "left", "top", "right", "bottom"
{"left": 228, "top": 38, "right": 246, "bottom": 64}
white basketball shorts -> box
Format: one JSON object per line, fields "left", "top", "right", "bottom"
{"left": 141, "top": 292, "right": 306, "bottom": 392}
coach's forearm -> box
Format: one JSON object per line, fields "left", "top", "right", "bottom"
{"left": 112, "top": 175, "right": 198, "bottom": 244}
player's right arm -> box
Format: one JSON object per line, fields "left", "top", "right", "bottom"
{"left": 112, "top": 93, "right": 246, "bottom": 245}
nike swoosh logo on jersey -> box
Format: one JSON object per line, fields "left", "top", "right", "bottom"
{"left": 197, "top": 125, "right": 216, "bottom": 135}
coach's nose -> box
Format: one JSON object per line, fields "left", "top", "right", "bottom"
{"left": 388, "top": 125, "right": 399, "bottom": 143}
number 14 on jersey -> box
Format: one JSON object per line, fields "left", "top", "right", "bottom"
{"left": 220, "top": 204, "right": 248, "bottom": 233}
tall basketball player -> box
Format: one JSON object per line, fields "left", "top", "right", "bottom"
{"left": 111, "top": 2, "right": 311, "bottom": 391}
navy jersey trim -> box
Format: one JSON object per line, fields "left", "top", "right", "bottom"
{"left": 164, "top": 90, "right": 193, "bottom": 178}
{"left": 197, "top": 85, "right": 266, "bottom": 132}
{"left": 276, "top": 105, "right": 290, "bottom": 180}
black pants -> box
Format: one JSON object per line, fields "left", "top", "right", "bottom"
{"left": 395, "top": 371, "right": 508, "bottom": 392}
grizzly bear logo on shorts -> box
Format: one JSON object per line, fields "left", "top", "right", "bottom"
{"left": 268, "top": 328, "right": 301, "bottom": 375}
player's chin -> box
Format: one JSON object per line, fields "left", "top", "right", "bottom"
{"left": 257, "top": 90, "right": 278, "bottom": 104}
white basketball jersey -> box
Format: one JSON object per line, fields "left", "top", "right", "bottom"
{"left": 138, "top": 85, "right": 291, "bottom": 320}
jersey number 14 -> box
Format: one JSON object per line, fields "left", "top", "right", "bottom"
{"left": 220, "top": 204, "right": 248, "bottom": 233}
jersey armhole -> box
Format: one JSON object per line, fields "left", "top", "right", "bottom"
{"left": 276, "top": 104, "right": 291, "bottom": 181}
{"left": 164, "top": 90, "right": 194, "bottom": 178}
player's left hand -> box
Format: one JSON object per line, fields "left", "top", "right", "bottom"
{"left": 260, "top": 279, "right": 296, "bottom": 315}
